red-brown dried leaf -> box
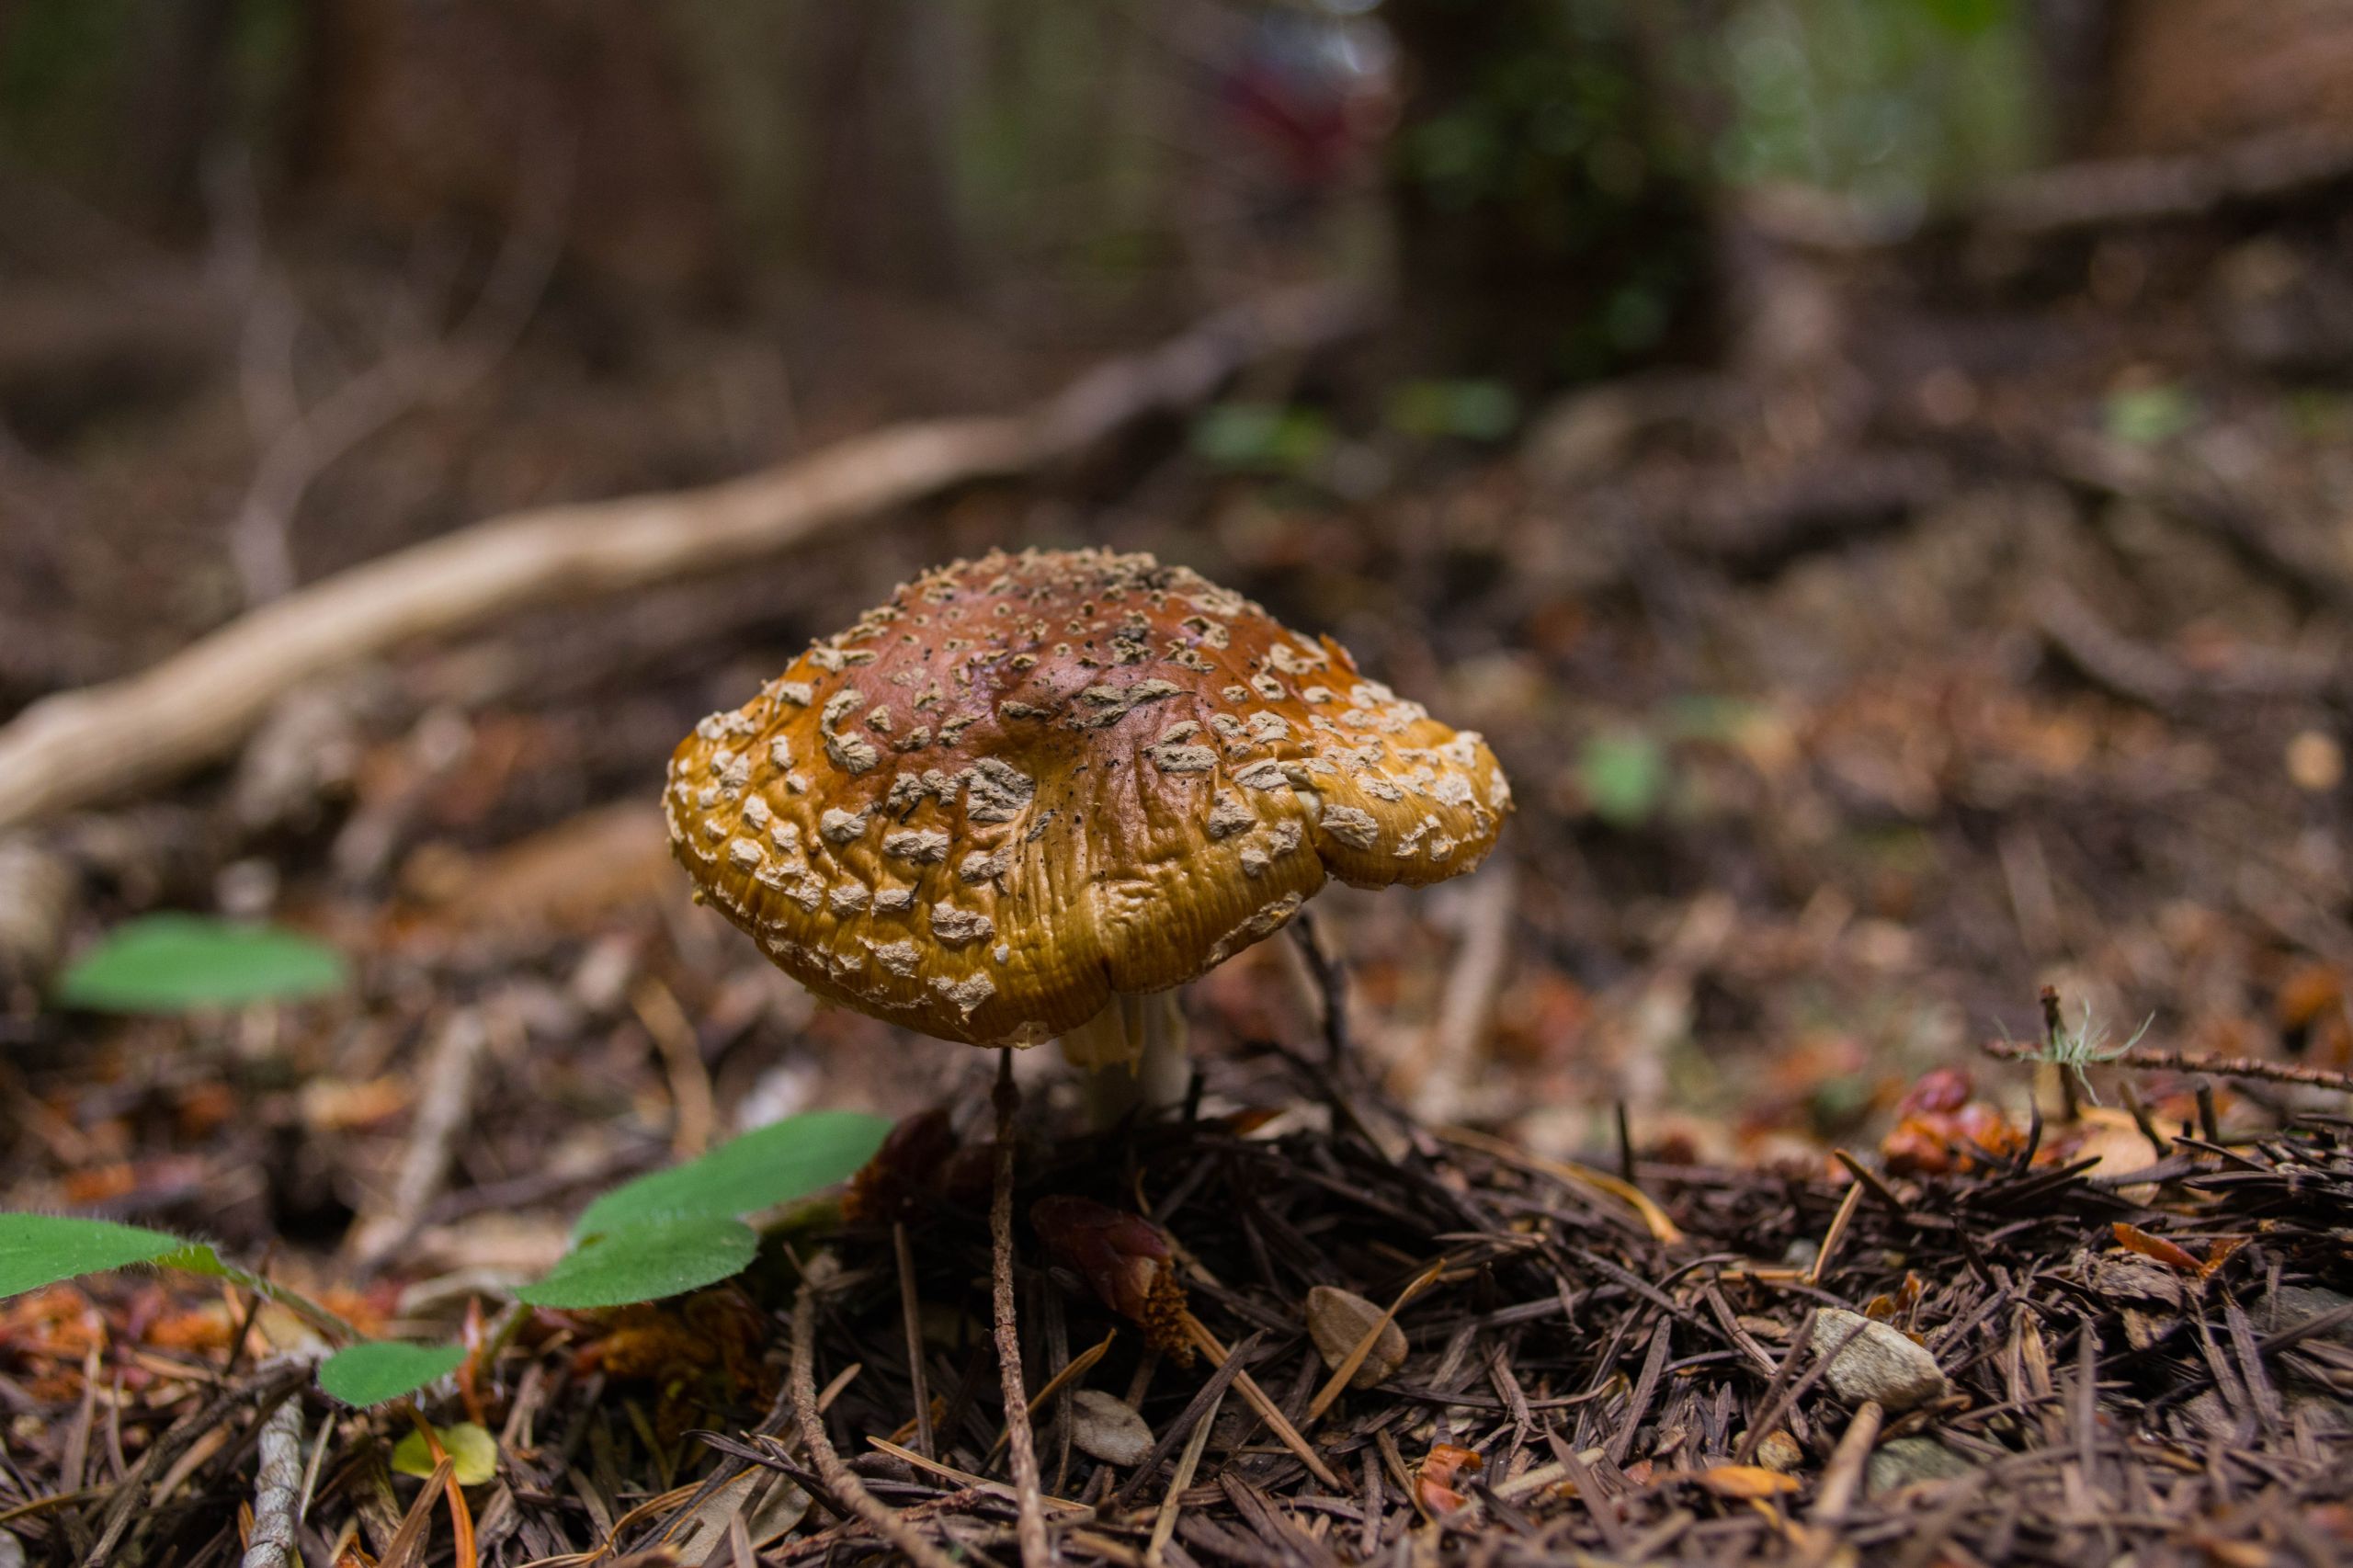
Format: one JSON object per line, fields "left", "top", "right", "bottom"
{"left": 843, "top": 1108, "right": 958, "bottom": 1224}
{"left": 1896, "top": 1066, "right": 1974, "bottom": 1118}
{"left": 1416, "top": 1443, "right": 1483, "bottom": 1515}
{"left": 2112, "top": 1223, "right": 2205, "bottom": 1275}
{"left": 1881, "top": 1071, "right": 2026, "bottom": 1176}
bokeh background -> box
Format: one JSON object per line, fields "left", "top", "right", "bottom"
{"left": 4, "top": 0, "right": 2352, "bottom": 1273}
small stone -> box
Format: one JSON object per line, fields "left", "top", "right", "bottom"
{"left": 1751, "top": 1429, "right": 1805, "bottom": 1473}
{"left": 1813, "top": 1309, "right": 1949, "bottom": 1413}
{"left": 1305, "top": 1285, "right": 1408, "bottom": 1390}
{"left": 1865, "top": 1436, "right": 1977, "bottom": 1495}
{"left": 1068, "top": 1390, "right": 1154, "bottom": 1466}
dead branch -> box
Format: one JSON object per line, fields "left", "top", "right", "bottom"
{"left": 0, "top": 283, "right": 1364, "bottom": 834}
{"left": 1977, "top": 127, "right": 2353, "bottom": 238}
{"left": 1742, "top": 127, "right": 2353, "bottom": 256}
{"left": 1983, "top": 1037, "right": 2353, "bottom": 1096}
{"left": 789, "top": 1263, "right": 962, "bottom": 1568}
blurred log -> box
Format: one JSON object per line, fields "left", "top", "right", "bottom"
{"left": 0, "top": 283, "right": 1368, "bottom": 832}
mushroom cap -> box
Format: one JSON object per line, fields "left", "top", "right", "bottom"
{"left": 665, "top": 549, "right": 1511, "bottom": 1046}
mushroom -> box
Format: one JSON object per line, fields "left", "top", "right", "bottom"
{"left": 664, "top": 548, "right": 1511, "bottom": 1117}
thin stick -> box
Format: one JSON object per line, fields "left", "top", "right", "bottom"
{"left": 632, "top": 978, "right": 715, "bottom": 1159}
{"left": 235, "top": 1394, "right": 304, "bottom": 1568}
{"left": 345, "top": 1008, "right": 489, "bottom": 1270}
{"left": 400, "top": 1405, "right": 476, "bottom": 1568}
{"left": 1148, "top": 1380, "right": 1225, "bottom": 1568}
{"left": 994, "top": 1050, "right": 1051, "bottom": 1568}
{"left": 789, "top": 1271, "right": 961, "bottom": 1568}
{"left": 1803, "top": 1181, "right": 1865, "bottom": 1289}
{"left": 0, "top": 283, "right": 1364, "bottom": 832}
{"left": 988, "top": 1330, "right": 1116, "bottom": 1468}
{"left": 864, "top": 1437, "right": 1089, "bottom": 1513}
{"left": 1178, "top": 1312, "right": 1343, "bottom": 1488}
{"left": 1982, "top": 1037, "right": 2353, "bottom": 1094}
{"left": 1810, "top": 1399, "right": 1883, "bottom": 1524}
{"left": 892, "top": 1221, "right": 934, "bottom": 1460}
{"left": 1290, "top": 913, "right": 1352, "bottom": 1068}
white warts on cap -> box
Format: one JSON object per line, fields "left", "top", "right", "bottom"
{"left": 883, "top": 829, "right": 951, "bottom": 864}
{"left": 1206, "top": 792, "right": 1256, "bottom": 838}
{"left": 930, "top": 906, "right": 995, "bottom": 945}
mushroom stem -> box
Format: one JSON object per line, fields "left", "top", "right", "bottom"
{"left": 1059, "top": 989, "right": 1189, "bottom": 1124}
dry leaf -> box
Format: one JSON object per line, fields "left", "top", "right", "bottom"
{"left": 1304, "top": 1285, "right": 1408, "bottom": 1390}
{"left": 2112, "top": 1222, "right": 2205, "bottom": 1276}
{"left": 1416, "top": 1443, "right": 1483, "bottom": 1515}
{"left": 1068, "top": 1389, "right": 1154, "bottom": 1466}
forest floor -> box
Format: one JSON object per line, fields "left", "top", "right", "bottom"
{"left": 4, "top": 166, "right": 2353, "bottom": 1565}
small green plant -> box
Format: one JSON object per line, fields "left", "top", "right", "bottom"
{"left": 54, "top": 913, "right": 347, "bottom": 1013}
{"left": 2012, "top": 995, "right": 2154, "bottom": 1105}
{"left": 1578, "top": 730, "right": 1669, "bottom": 827}
{"left": 392, "top": 1420, "right": 499, "bottom": 1484}
{"left": 1189, "top": 402, "right": 1335, "bottom": 476}
{"left": 2102, "top": 383, "right": 2198, "bottom": 449}
{"left": 1386, "top": 379, "right": 1520, "bottom": 443}
{"left": 0, "top": 1109, "right": 891, "bottom": 1405}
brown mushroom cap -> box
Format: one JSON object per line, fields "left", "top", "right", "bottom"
{"left": 665, "top": 549, "right": 1511, "bottom": 1046}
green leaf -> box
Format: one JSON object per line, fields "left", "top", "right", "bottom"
{"left": 1579, "top": 732, "right": 1668, "bottom": 828}
{"left": 517, "top": 1218, "right": 758, "bottom": 1310}
{"left": 0, "top": 1214, "right": 188, "bottom": 1298}
{"left": 2103, "top": 384, "right": 2197, "bottom": 449}
{"left": 1386, "top": 380, "right": 1520, "bottom": 442}
{"left": 0, "top": 1213, "right": 359, "bottom": 1338}
{"left": 1189, "top": 403, "right": 1333, "bottom": 473}
{"left": 392, "top": 1421, "right": 499, "bottom": 1485}
{"left": 575, "top": 1110, "right": 891, "bottom": 1239}
{"left": 55, "top": 914, "right": 347, "bottom": 1014}
{"left": 318, "top": 1342, "right": 468, "bottom": 1408}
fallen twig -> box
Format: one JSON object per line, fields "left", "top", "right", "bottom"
{"left": 992, "top": 1050, "right": 1051, "bottom": 1568}
{"left": 345, "top": 1008, "right": 492, "bottom": 1271}
{"left": 0, "top": 282, "right": 1366, "bottom": 830}
{"left": 76, "top": 1355, "right": 315, "bottom": 1568}
{"left": 1983, "top": 1037, "right": 2353, "bottom": 1095}
{"left": 788, "top": 1266, "right": 961, "bottom": 1568}
{"left": 235, "top": 1394, "right": 304, "bottom": 1568}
